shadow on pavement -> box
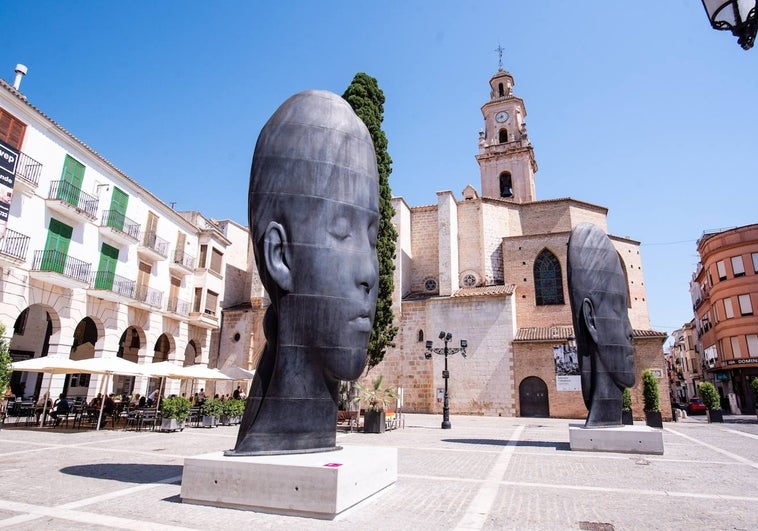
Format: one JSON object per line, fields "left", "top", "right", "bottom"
{"left": 442, "top": 438, "right": 570, "bottom": 451}
{"left": 60, "top": 463, "right": 183, "bottom": 484}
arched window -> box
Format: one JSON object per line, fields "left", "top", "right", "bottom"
{"left": 499, "top": 128, "right": 508, "bottom": 143}
{"left": 498, "top": 83, "right": 505, "bottom": 97}
{"left": 534, "top": 249, "right": 565, "bottom": 305}
{"left": 417, "top": 330, "right": 424, "bottom": 342}
{"left": 499, "top": 172, "right": 513, "bottom": 198}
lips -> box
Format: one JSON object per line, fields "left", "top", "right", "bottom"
{"left": 350, "top": 314, "right": 372, "bottom": 332}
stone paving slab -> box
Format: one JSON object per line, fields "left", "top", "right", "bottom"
{"left": 0, "top": 414, "right": 756, "bottom": 530}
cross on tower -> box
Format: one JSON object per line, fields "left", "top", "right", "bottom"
{"left": 494, "top": 44, "right": 505, "bottom": 70}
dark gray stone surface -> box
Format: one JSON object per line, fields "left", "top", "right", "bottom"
{"left": 229, "top": 90, "right": 379, "bottom": 455}
{"left": 567, "top": 223, "right": 636, "bottom": 428}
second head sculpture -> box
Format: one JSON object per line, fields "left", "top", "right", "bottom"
{"left": 567, "top": 223, "right": 636, "bottom": 428}
{"left": 229, "top": 90, "right": 379, "bottom": 455}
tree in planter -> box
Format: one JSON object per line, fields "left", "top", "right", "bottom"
{"left": 221, "top": 398, "right": 245, "bottom": 425}
{"left": 342, "top": 73, "right": 398, "bottom": 373}
{"left": 353, "top": 375, "right": 398, "bottom": 433}
{"left": 622, "top": 387, "right": 633, "bottom": 425}
{"left": 160, "top": 395, "right": 191, "bottom": 431}
{"left": 642, "top": 370, "right": 663, "bottom": 428}
{"left": 200, "top": 398, "right": 224, "bottom": 427}
{"left": 698, "top": 382, "right": 723, "bottom": 423}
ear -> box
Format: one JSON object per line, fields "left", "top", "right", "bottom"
{"left": 581, "top": 297, "right": 598, "bottom": 344}
{"left": 263, "top": 221, "right": 292, "bottom": 292}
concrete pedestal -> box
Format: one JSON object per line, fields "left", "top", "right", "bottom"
{"left": 569, "top": 424, "right": 664, "bottom": 455}
{"left": 180, "top": 445, "right": 397, "bottom": 519}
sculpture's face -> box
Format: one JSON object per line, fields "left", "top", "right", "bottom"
{"left": 594, "top": 288, "right": 635, "bottom": 389}
{"left": 281, "top": 184, "right": 379, "bottom": 382}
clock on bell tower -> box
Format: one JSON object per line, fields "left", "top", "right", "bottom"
{"left": 476, "top": 65, "right": 538, "bottom": 203}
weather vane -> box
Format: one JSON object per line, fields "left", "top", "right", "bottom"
{"left": 494, "top": 43, "right": 504, "bottom": 70}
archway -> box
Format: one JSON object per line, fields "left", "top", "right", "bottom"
{"left": 519, "top": 376, "right": 549, "bottom": 417}
{"left": 114, "top": 327, "right": 142, "bottom": 396}
{"left": 9, "top": 305, "right": 55, "bottom": 399}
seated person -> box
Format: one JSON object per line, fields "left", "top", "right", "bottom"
{"left": 48, "top": 393, "right": 70, "bottom": 424}
{"left": 89, "top": 393, "right": 102, "bottom": 409}
{"left": 99, "top": 394, "right": 116, "bottom": 429}
{"left": 129, "top": 393, "right": 141, "bottom": 409}
{"left": 34, "top": 393, "right": 52, "bottom": 423}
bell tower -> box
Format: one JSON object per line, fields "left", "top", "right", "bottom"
{"left": 476, "top": 63, "right": 537, "bottom": 202}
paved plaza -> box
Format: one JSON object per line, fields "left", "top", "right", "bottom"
{"left": 0, "top": 413, "right": 756, "bottom": 530}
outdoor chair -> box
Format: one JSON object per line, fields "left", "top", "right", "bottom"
{"left": 138, "top": 410, "right": 158, "bottom": 431}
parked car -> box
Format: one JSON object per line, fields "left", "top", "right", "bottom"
{"left": 687, "top": 398, "right": 707, "bottom": 415}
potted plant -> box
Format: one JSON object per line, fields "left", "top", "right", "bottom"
{"left": 200, "top": 397, "right": 224, "bottom": 428}
{"left": 622, "top": 387, "right": 633, "bottom": 425}
{"left": 353, "top": 375, "right": 398, "bottom": 434}
{"left": 751, "top": 377, "right": 758, "bottom": 419}
{"left": 220, "top": 398, "right": 245, "bottom": 425}
{"left": 698, "top": 382, "right": 723, "bottom": 423}
{"left": 642, "top": 369, "right": 663, "bottom": 428}
{"left": 160, "top": 395, "right": 191, "bottom": 432}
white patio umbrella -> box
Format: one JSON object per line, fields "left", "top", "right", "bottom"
{"left": 176, "top": 364, "right": 233, "bottom": 399}
{"left": 220, "top": 366, "right": 256, "bottom": 380}
{"left": 10, "top": 357, "right": 83, "bottom": 426}
{"left": 74, "top": 357, "right": 149, "bottom": 431}
{"left": 143, "top": 361, "right": 186, "bottom": 410}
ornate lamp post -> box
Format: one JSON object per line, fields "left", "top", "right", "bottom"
{"left": 425, "top": 331, "right": 467, "bottom": 429}
{"left": 701, "top": 0, "right": 757, "bottom": 50}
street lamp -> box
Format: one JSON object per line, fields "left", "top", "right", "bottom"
{"left": 701, "top": 0, "right": 757, "bottom": 50}
{"left": 424, "top": 331, "right": 467, "bottom": 429}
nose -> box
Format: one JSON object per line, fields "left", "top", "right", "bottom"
{"left": 356, "top": 253, "right": 378, "bottom": 294}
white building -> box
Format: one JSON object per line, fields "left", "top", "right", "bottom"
{"left": 0, "top": 71, "right": 251, "bottom": 403}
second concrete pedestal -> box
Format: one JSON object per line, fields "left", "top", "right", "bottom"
{"left": 180, "top": 445, "right": 397, "bottom": 519}
{"left": 569, "top": 424, "right": 664, "bottom": 455}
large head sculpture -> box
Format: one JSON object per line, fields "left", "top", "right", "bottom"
{"left": 568, "top": 223, "right": 635, "bottom": 427}
{"left": 231, "top": 90, "right": 379, "bottom": 455}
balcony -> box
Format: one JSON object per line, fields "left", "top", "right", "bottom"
{"left": 12, "top": 151, "right": 42, "bottom": 195}
{"left": 137, "top": 231, "right": 169, "bottom": 261}
{"left": 166, "top": 297, "right": 191, "bottom": 318}
{"left": 46, "top": 181, "right": 99, "bottom": 222}
{"left": 189, "top": 308, "right": 219, "bottom": 329}
{"left": 134, "top": 284, "right": 163, "bottom": 309}
{"left": 98, "top": 210, "right": 140, "bottom": 245}
{"left": 30, "top": 249, "right": 91, "bottom": 289}
{"left": 169, "top": 249, "right": 196, "bottom": 276}
{"left": 0, "top": 228, "right": 30, "bottom": 265}
{"left": 88, "top": 271, "right": 137, "bottom": 303}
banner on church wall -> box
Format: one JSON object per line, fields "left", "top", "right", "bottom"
{"left": 553, "top": 344, "right": 580, "bottom": 392}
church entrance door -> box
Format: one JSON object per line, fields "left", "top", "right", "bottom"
{"left": 519, "top": 376, "right": 549, "bottom": 417}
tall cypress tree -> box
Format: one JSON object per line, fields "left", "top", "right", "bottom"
{"left": 343, "top": 73, "right": 398, "bottom": 371}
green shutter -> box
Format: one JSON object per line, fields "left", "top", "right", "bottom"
{"left": 59, "top": 155, "right": 85, "bottom": 206}
{"left": 42, "top": 218, "right": 73, "bottom": 273}
{"left": 108, "top": 187, "right": 129, "bottom": 231}
{"left": 95, "top": 243, "right": 119, "bottom": 290}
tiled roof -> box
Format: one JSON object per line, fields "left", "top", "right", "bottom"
{"left": 514, "top": 327, "right": 668, "bottom": 342}
{"left": 452, "top": 284, "right": 516, "bottom": 297}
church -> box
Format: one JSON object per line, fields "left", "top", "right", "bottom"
{"left": 365, "top": 65, "right": 671, "bottom": 419}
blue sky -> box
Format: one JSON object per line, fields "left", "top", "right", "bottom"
{"left": 3, "top": 1, "right": 756, "bottom": 343}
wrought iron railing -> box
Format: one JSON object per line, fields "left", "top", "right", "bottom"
{"left": 140, "top": 231, "right": 169, "bottom": 258}
{"left": 14, "top": 151, "right": 42, "bottom": 188}
{"left": 172, "top": 249, "right": 196, "bottom": 270}
{"left": 90, "top": 271, "right": 136, "bottom": 298}
{"left": 0, "top": 228, "right": 30, "bottom": 261}
{"left": 167, "top": 297, "right": 191, "bottom": 316}
{"left": 100, "top": 210, "right": 141, "bottom": 240}
{"left": 48, "top": 180, "right": 99, "bottom": 219}
{"left": 31, "top": 249, "right": 91, "bottom": 283}
{"left": 134, "top": 284, "right": 163, "bottom": 308}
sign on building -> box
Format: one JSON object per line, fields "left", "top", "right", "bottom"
{"left": 0, "top": 138, "right": 18, "bottom": 239}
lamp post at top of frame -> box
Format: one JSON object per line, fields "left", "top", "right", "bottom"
{"left": 701, "top": 0, "right": 757, "bottom": 50}
{"left": 425, "top": 331, "right": 467, "bottom": 429}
